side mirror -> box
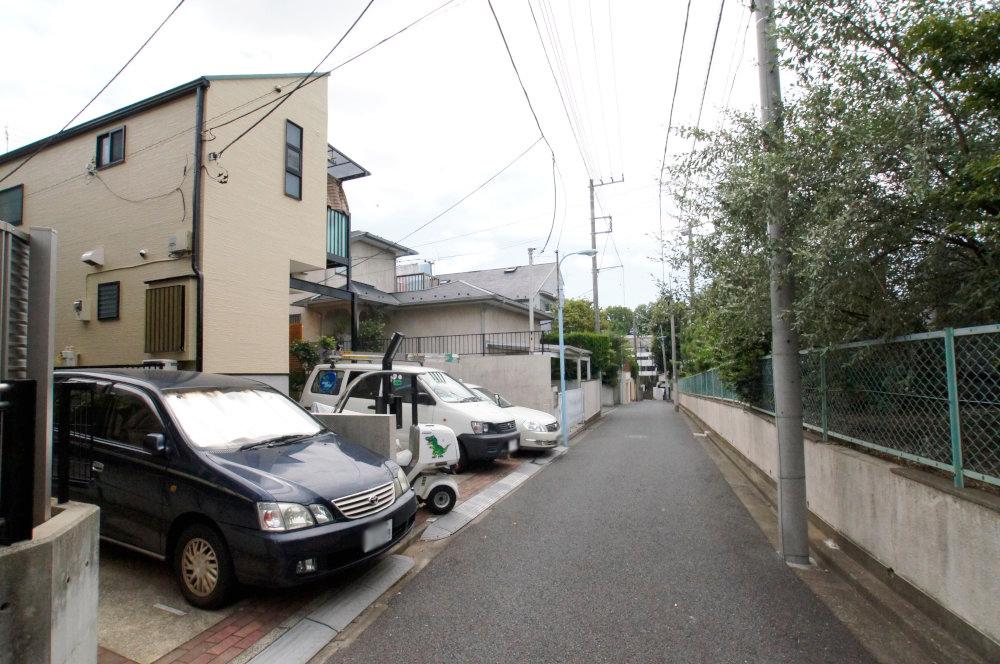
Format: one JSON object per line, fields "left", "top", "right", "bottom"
{"left": 144, "top": 432, "right": 167, "bottom": 455}
{"left": 494, "top": 394, "right": 502, "bottom": 406}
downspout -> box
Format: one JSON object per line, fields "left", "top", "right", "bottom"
{"left": 347, "top": 212, "right": 357, "bottom": 350}
{"left": 192, "top": 83, "right": 208, "bottom": 371}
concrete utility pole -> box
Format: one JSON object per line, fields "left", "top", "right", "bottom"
{"left": 527, "top": 247, "right": 535, "bottom": 342}
{"left": 670, "top": 312, "right": 678, "bottom": 411}
{"left": 589, "top": 176, "right": 624, "bottom": 331}
{"left": 658, "top": 325, "right": 669, "bottom": 399}
{"left": 755, "top": 0, "right": 809, "bottom": 566}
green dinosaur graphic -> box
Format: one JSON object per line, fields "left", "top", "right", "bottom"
{"left": 425, "top": 434, "right": 450, "bottom": 459}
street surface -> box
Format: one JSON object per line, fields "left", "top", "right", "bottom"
{"left": 328, "top": 401, "right": 875, "bottom": 663}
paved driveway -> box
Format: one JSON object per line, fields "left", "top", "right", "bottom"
{"left": 328, "top": 401, "right": 875, "bottom": 663}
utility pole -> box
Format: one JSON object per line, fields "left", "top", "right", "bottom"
{"left": 670, "top": 312, "right": 678, "bottom": 411}
{"left": 755, "top": 0, "right": 809, "bottom": 566}
{"left": 589, "top": 176, "right": 624, "bottom": 331}
{"left": 658, "top": 325, "right": 668, "bottom": 400}
{"left": 527, "top": 247, "right": 535, "bottom": 350}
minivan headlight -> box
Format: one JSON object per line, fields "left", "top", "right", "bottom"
{"left": 470, "top": 421, "right": 490, "bottom": 434}
{"left": 395, "top": 467, "right": 410, "bottom": 496}
{"left": 308, "top": 504, "right": 334, "bottom": 525}
{"left": 256, "top": 502, "right": 317, "bottom": 531}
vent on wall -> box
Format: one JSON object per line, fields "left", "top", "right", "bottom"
{"left": 145, "top": 285, "right": 184, "bottom": 353}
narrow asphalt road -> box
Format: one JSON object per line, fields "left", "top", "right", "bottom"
{"left": 329, "top": 401, "right": 874, "bottom": 663}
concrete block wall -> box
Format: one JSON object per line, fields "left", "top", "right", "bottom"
{"left": 315, "top": 413, "right": 395, "bottom": 460}
{"left": 679, "top": 393, "right": 1000, "bottom": 649}
{"left": 0, "top": 502, "right": 99, "bottom": 664}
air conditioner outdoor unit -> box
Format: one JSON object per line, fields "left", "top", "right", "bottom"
{"left": 168, "top": 231, "right": 192, "bottom": 255}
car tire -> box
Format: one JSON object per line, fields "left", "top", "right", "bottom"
{"left": 426, "top": 485, "right": 457, "bottom": 514}
{"left": 173, "top": 522, "right": 237, "bottom": 609}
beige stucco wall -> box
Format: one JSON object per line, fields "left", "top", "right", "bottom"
{"left": 200, "top": 75, "right": 328, "bottom": 375}
{"left": 385, "top": 302, "right": 535, "bottom": 338}
{"left": 0, "top": 93, "right": 200, "bottom": 366}
{"left": 350, "top": 239, "right": 397, "bottom": 293}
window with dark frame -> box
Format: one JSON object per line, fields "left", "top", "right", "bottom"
{"left": 97, "top": 282, "right": 120, "bottom": 321}
{"left": 96, "top": 126, "right": 126, "bottom": 168}
{"left": 284, "top": 120, "right": 303, "bottom": 199}
{"left": 0, "top": 185, "right": 23, "bottom": 226}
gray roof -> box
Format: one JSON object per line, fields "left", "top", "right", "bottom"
{"left": 350, "top": 231, "right": 416, "bottom": 257}
{"left": 436, "top": 263, "right": 558, "bottom": 301}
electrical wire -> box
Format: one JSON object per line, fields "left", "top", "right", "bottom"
{"left": 485, "top": 0, "right": 559, "bottom": 254}
{"left": 586, "top": 0, "right": 613, "bottom": 174}
{"left": 607, "top": 0, "right": 624, "bottom": 174}
{"left": 656, "top": 0, "right": 693, "bottom": 227}
{"left": 0, "top": 0, "right": 187, "bottom": 185}
{"left": 723, "top": 4, "right": 753, "bottom": 113}
{"left": 216, "top": 0, "right": 377, "bottom": 157}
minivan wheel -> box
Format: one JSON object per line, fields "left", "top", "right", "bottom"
{"left": 174, "top": 523, "right": 236, "bottom": 609}
{"left": 452, "top": 443, "right": 470, "bottom": 474}
{"left": 427, "top": 485, "right": 457, "bottom": 514}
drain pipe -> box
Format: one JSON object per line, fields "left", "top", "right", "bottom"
{"left": 192, "top": 83, "right": 207, "bottom": 371}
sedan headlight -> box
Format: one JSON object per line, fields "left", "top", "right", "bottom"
{"left": 256, "top": 502, "right": 317, "bottom": 531}
{"left": 523, "top": 420, "right": 545, "bottom": 433}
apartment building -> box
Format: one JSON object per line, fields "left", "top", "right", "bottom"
{"left": 0, "top": 73, "right": 358, "bottom": 391}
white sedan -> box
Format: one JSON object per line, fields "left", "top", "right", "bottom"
{"left": 465, "top": 384, "right": 560, "bottom": 449}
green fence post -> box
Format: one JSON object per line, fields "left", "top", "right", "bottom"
{"left": 944, "top": 328, "right": 964, "bottom": 488}
{"left": 820, "top": 351, "right": 829, "bottom": 442}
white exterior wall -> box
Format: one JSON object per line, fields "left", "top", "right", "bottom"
{"left": 679, "top": 393, "right": 1000, "bottom": 647}
{"left": 424, "top": 354, "right": 553, "bottom": 414}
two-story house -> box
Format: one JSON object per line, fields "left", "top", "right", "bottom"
{"left": 0, "top": 73, "right": 360, "bottom": 392}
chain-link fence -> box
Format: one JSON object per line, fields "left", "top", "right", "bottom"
{"left": 678, "top": 324, "right": 1000, "bottom": 487}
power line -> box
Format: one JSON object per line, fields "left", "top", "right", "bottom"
{"left": 586, "top": 0, "right": 613, "bottom": 174}
{"left": 216, "top": 0, "right": 377, "bottom": 157}
{"left": 0, "top": 0, "right": 187, "bottom": 185}
{"left": 606, "top": 0, "right": 624, "bottom": 174}
{"left": 656, "top": 0, "right": 693, "bottom": 228}
{"left": 485, "top": 0, "right": 559, "bottom": 254}
{"left": 723, "top": 4, "right": 753, "bottom": 113}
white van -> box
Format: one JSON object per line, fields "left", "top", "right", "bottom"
{"left": 300, "top": 362, "right": 520, "bottom": 469}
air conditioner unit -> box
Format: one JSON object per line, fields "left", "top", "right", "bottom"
{"left": 168, "top": 231, "right": 192, "bottom": 255}
{"left": 81, "top": 246, "right": 105, "bottom": 267}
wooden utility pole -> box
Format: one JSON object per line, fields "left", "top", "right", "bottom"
{"left": 755, "top": 0, "right": 809, "bottom": 566}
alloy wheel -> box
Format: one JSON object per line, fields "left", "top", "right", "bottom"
{"left": 181, "top": 537, "right": 219, "bottom": 597}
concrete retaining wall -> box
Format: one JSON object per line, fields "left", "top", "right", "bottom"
{"left": 583, "top": 380, "right": 601, "bottom": 421}
{"left": 0, "top": 501, "right": 99, "bottom": 664}
{"left": 679, "top": 393, "right": 1000, "bottom": 648}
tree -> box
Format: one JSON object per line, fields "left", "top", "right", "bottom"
{"left": 662, "top": 0, "right": 999, "bottom": 392}
{"left": 604, "top": 305, "right": 634, "bottom": 336}
{"left": 561, "top": 298, "right": 606, "bottom": 333}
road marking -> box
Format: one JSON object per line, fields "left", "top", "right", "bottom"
{"left": 153, "top": 603, "right": 187, "bottom": 616}
{"left": 626, "top": 434, "right": 648, "bottom": 439}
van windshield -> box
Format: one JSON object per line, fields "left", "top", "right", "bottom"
{"left": 163, "top": 388, "right": 322, "bottom": 450}
{"left": 423, "top": 371, "right": 480, "bottom": 403}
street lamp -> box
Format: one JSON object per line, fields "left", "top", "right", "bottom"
{"left": 556, "top": 248, "right": 598, "bottom": 447}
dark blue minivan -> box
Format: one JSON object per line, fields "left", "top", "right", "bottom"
{"left": 54, "top": 369, "right": 417, "bottom": 608}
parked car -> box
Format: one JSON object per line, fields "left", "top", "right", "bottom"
{"left": 300, "top": 362, "right": 519, "bottom": 470}
{"left": 464, "top": 384, "right": 560, "bottom": 449}
{"left": 53, "top": 369, "right": 417, "bottom": 608}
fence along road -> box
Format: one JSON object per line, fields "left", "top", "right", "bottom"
{"left": 679, "top": 324, "right": 1000, "bottom": 488}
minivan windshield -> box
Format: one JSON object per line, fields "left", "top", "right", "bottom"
{"left": 423, "top": 371, "right": 481, "bottom": 403}
{"left": 163, "top": 388, "right": 323, "bottom": 450}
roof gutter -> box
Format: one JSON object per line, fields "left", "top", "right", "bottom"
{"left": 192, "top": 83, "right": 208, "bottom": 371}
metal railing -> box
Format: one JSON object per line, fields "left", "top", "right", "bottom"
{"left": 378, "top": 331, "right": 551, "bottom": 357}
{"left": 678, "top": 324, "right": 1000, "bottom": 488}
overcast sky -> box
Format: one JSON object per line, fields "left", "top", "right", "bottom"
{"left": 1, "top": 0, "right": 761, "bottom": 309}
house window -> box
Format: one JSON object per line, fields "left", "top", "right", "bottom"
{"left": 284, "top": 120, "right": 303, "bottom": 199}
{"left": 145, "top": 285, "right": 185, "bottom": 352}
{"left": 0, "top": 185, "right": 23, "bottom": 226}
{"left": 327, "top": 208, "right": 348, "bottom": 256}
{"left": 96, "top": 127, "right": 126, "bottom": 168}
{"left": 97, "top": 282, "right": 120, "bottom": 321}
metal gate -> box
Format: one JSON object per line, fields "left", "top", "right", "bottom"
{"left": 1, "top": 221, "right": 30, "bottom": 381}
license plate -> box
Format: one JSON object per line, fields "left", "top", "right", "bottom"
{"left": 508, "top": 439, "right": 519, "bottom": 453}
{"left": 362, "top": 519, "right": 393, "bottom": 553}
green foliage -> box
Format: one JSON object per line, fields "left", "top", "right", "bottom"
{"left": 603, "top": 305, "right": 634, "bottom": 336}
{"left": 662, "top": 0, "right": 1000, "bottom": 401}
{"left": 542, "top": 331, "right": 615, "bottom": 379}
{"left": 561, "top": 298, "right": 602, "bottom": 333}
{"left": 317, "top": 335, "right": 338, "bottom": 351}
{"left": 355, "top": 310, "right": 388, "bottom": 352}
{"left": 289, "top": 339, "right": 321, "bottom": 375}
